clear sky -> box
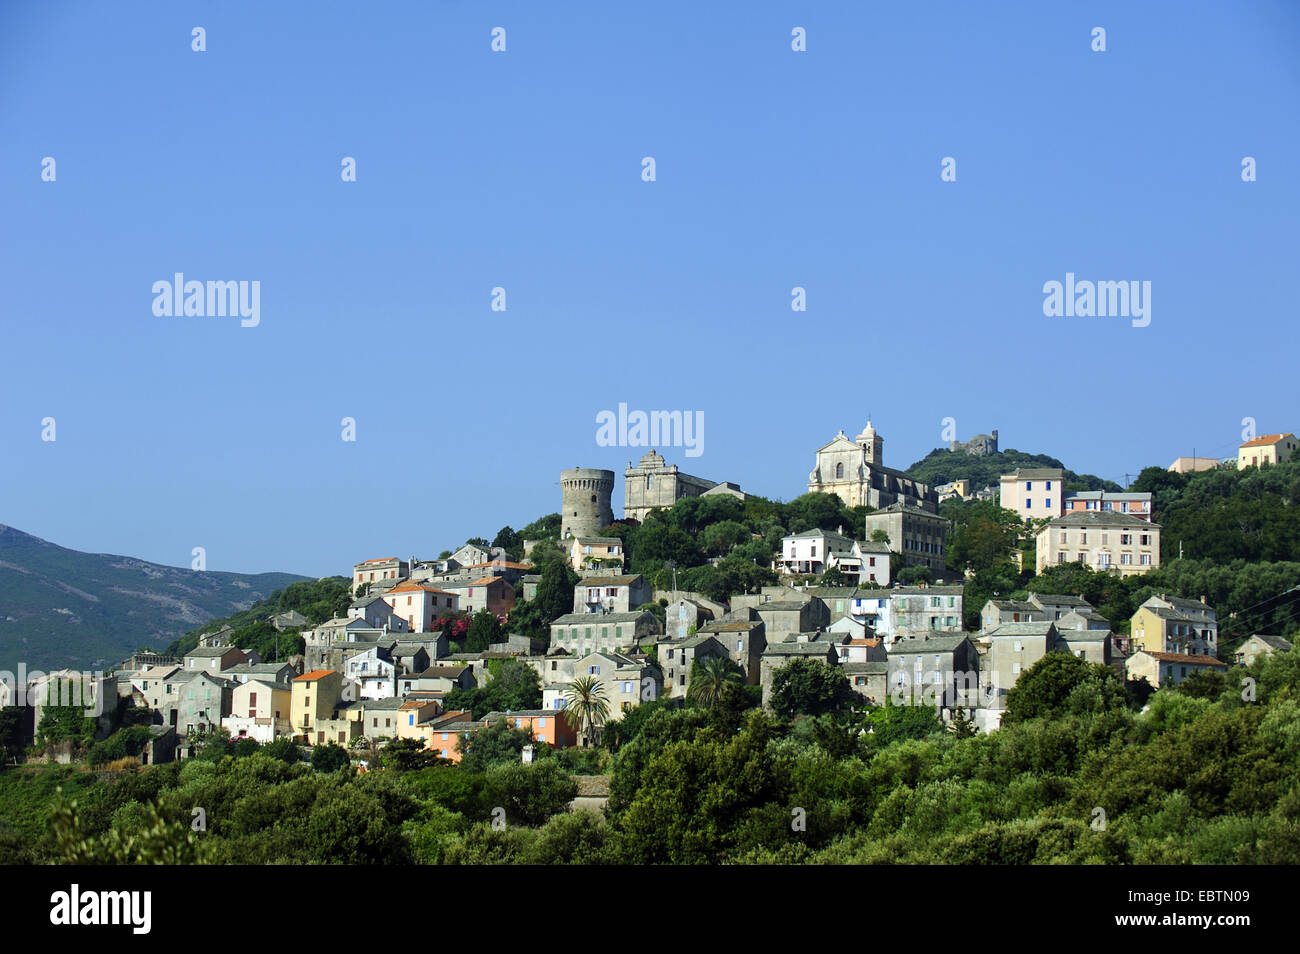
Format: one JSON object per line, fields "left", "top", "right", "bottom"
{"left": 2, "top": 1, "right": 1297, "bottom": 577}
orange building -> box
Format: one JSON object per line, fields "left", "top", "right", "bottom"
{"left": 483, "top": 709, "right": 579, "bottom": 747}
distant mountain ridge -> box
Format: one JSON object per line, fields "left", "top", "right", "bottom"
{"left": 0, "top": 525, "right": 308, "bottom": 672}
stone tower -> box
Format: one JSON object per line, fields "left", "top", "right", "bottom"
{"left": 560, "top": 468, "right": 615, "bottom": 540}
{"left": 854, "top": 420, "right": 884, "bottom": 465}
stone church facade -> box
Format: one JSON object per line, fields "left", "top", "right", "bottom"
{"left": 807, "top": 421, "right": 938, "bottom": 512}
{"left": 623, "top": 450, "right": 744, "bottom": 522}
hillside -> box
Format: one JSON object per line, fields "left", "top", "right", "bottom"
{"left": 0, "top": 525, "right": 308, "bottom": 672}
{"left": 904, "top": 448, "right": 1123, "bottom": 493}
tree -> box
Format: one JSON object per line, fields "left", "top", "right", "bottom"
{"left": 311, "top": 742, "right": 351, "bottom": 773}
{"left": 686, "top": 657, "right": 745, "bottom": 709}
{"left": 445, "top": 659, "right": 541, "bottom": 720}
{"left": 819, "top": 567, "right": 849, "bottom": 587}
{"left": 769, "top": 659, "right": 855, "bottom": 718}
{"left": 492, "top": 526, "right": 523, "bottom": 560}
{"left": 563, "top": 677, "right": 610, "bottom": 747}
{"left": 947, "top": 707, "right": 978, "bottom": 738}
{"left": 463, "top": 609, "right": 503, "bottom": 653}
{"left": 508, "top": 558, "right": 578, "bottom": 642}
{"left": 458, "top": 719, "right": 536, "bottom": 772}
{"left": 486, "top": 761, "right": 579, "bottom": 826}
{"left": 1003, "top": 652, "right": 1128, "bottom": 724}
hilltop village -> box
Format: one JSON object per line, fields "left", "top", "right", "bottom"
{"left": 11, "top": 422, "right": 1297, "bottom": 766}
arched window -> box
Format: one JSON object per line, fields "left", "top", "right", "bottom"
{"left": 835, "top": 462, "right": 844, "bottom": 480}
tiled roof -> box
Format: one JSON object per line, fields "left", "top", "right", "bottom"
{"left": 888, "top": 635, "right": 971, "bottom": 654}
{"left": 1240, "top": 433, "right": 1293, "bottom": 448}
{"left": 1043, "top": 511, "right": 1159, "bottom": 529}
{"left": 295, "top": 669, "right": 337, "bottom": 682}
{"left": 577, "top": 574, "right": 643, "bottom": 587}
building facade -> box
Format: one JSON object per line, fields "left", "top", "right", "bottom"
{"left": 623, "top": 450, "right": 745, "bottom": 522}
{"left": 808, "top": 421, "right": 936, "bottom": 511}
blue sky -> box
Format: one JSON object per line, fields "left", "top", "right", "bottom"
{"left": 2, "top": 1, "right": 1297, "bottom": 577}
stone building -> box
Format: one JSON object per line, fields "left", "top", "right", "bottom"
{"left": 807, "top": 421, "right": 937, "bottom": 511}
{"left": 623, "top": 450, "right": 745, "bottom": 522}
{"left": 561, "top": 468, "right": 615, "bottom": 540}
{"left": 863, "top": 503, "right": 950, "bottom": 571}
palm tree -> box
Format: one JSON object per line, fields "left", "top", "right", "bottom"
{"left": 562, "top": 676, "right": 610, "bottom": 747}
{"left": 686, "top": 656, "right": 744, "bottom": 709}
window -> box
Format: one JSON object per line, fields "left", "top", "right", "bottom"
{"left": 408, "top": 714, "right": 414, "bottom": 726}
{"left": 1046, "top": 480, "right": 1052, "bottom": 490}
{"left": 1080, "top": 533, "right": 1087, "bottom": 545}
{"left": 1045, "top": 498, "right": 1052, "bottom": 509}
{"left": 1012, "top": 662, "right": 1022, "bottom": 675}
{"left": 835, "top": 462, "right": 844, "bottom": 479}
{"left": 1141, "top": 554, "right": 1152, "bottom": 566}
{"left": 1025, "top": 498, "right": 1032, "bottom": 509}
{"left": 1025, "top": 481, "right": 1032, "bottom": 490}
{"left": 539, "top": 718, "right": 547, "bottom": 728}
{"left": 1013, "top": 641, "right": 1022, "bottom": 652}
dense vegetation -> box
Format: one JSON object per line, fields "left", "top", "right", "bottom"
{"left": 163, "top": 577, "right": 353, "bottom": 662}
{"left": 3, "top": 645, "right": 1296, "bottom": 864}
{"left": 904, "top": 448, "right": 1123, "bottom": 495}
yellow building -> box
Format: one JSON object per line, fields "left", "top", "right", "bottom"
{"left": 1130, "top": 595, "right": 1218, "bottom": 655}
{"left": 291, "top": 669, "right": 344, "bottom": 739}
{"left": 1238, "top": 433, "right": 1297, "bottom": 469}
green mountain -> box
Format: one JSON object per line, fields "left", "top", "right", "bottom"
{"left": 904, "top": 448, "right": 1123, "bottom": 494}
{"left": 0, "top": 524, "right": 308, "bottom": 672}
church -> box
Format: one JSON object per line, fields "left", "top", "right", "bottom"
{"left": 807, "top": 421, "right": 938, "bottom": 512}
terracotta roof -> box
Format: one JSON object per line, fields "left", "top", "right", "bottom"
{"left": 295, "top": 669, "right": 337, "bottom": 682}
{"left": 1240, "top": 433, "right": 1294, "bottom": 448}
{"left": 357, "top": 557, "right": 400, "bottom": 564}
{"left": 388, "top": 581, "right": 441, "bottom": 593}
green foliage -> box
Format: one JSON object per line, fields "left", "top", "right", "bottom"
{"left": 1003, "top": 653, "right": 1129, "bottom": 725}
{"left": 86, "top": 726, "right": 154, "bottom": 767}
{"left": 507, "top": 559, "right": 578, "bottom": 642}
{"left": 769, "top": 658, "right": 856, "bottom": 719}
{"left": 904, "top": 447, "right": 1121, "bottom": 494}
{"left": 311, "top": 742, "right": 351, "bottom": 773}
{"left": 37, "top": 705, "right": 96, "bottom": 751}
{"left": 1135, "top": 459, "right": 1300, "bottom": 564}
{"left": 0, "top": 708, "right": 25, "bottom": 762}
{"left": 463, "top": 608, "right": 502, "bottom": 653}
{"left": 444, "top": 659, "right": 541, "bottom": 720}
{"left": 458, "top": 719, "right": 536, "bottom": 773}
{"left": 166, "top": 576, "right": 352, "bottom": 659}
{"left": 486, "top": 760, "right": 579, "bottom": 826}
{"left": 686, "top": 656, "right": 745, "bottom": 709}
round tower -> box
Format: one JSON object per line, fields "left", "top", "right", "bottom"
{"left": 560, "top": 468, "right": 615, "bottom": 540}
